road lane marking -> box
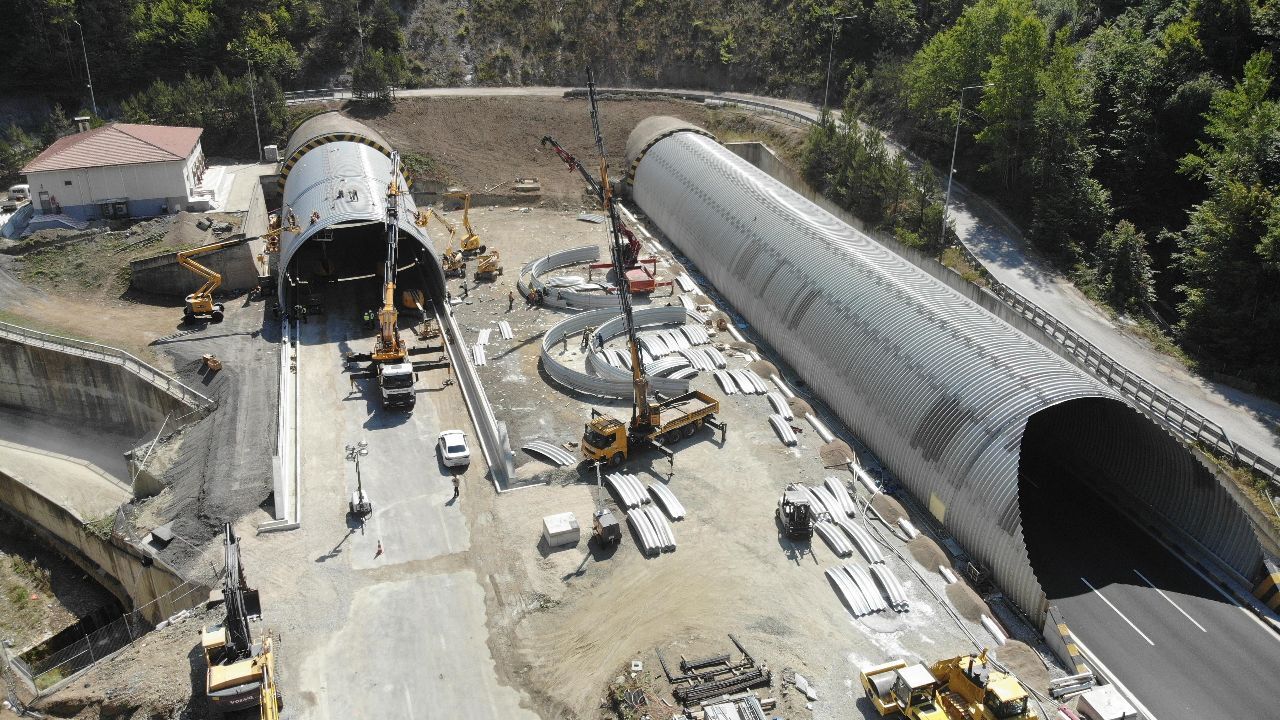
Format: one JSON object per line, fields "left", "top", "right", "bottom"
{"left": 1072, "top": 636, "right": 1161, "bottom": 720}
{"left": 1134, "top": 568, "right": 1207, "bottom": 633}
{"left": 1081, "top": 576, "right": 1155, "bottom": 646}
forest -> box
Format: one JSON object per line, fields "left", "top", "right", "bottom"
{"left": 0, "top": 0, "right": 1275, "bottom": 395}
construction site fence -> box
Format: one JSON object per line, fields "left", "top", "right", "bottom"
{"left": 9, "top": 574, "right": 214, "bottom": 696}
{"left": 0, "top": 320, "right": 217, "bottom": 421}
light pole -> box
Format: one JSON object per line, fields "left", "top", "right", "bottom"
{"left": 940, "top": 83, "right": 993, "bottom": 246}
{"left": 823, "top": 14, "right": 857, "bottom": 115}
{"left": 246, "top": 56, "right": 263, "bottom": 162}
{"left": 72, "top": 20, "right": 98, "bottom": 117}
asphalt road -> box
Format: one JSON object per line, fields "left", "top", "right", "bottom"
{"left": 1025, "top": 486, "right": 1280, "bottom": 719}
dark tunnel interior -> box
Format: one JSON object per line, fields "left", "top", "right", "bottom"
{"left": 283, "top": 222, "right": 443, "bottom": 319}
{"left": 1017, "top": 397, "right": 1256, "bottom": 609}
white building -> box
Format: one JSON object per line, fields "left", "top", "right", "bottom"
{"left": 21, "top": 123, "right": 206, "bottom": 226}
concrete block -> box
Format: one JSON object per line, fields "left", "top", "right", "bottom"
{"left": 541, "top": 512, "right": 580, "bottom": 548}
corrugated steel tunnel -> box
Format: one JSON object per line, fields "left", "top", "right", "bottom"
{"left": 276, "top": 111, "right": 444, "bottom": 305}
{"left": 624, "top": 117, "right": 1263, "bottom": 624}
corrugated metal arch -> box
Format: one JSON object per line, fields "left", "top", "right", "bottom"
{"left": 627, "top": 120, "right": 1261, "bottom": 623}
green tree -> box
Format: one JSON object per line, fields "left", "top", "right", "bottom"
{"left": 366, "top": 0, "right": 403, "bottom": 53}
{"left": 975, "top": 13, "right": 1047, "bottom": 194}
{"left": 352, "top": 49, "right": 403, "bottom": 104}
{"left": 1096, "top": 221, "right": 1157, "bottom": 312}
{"left": 1175, "top": 51, "right": 1280, "bottom": 388}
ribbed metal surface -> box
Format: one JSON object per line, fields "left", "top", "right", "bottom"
{"left": 629, "top": 126, "right": 1261, "bottom": 622}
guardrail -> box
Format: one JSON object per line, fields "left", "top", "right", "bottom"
{"left": 0, "top": 320, "right": 216, "bottom": 420}
{"left": 437, "top": 305, "right": 515, "bottom": 490}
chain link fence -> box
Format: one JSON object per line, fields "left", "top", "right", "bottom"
{"left": 8, "top": 573, "right": 215, "bottom": 695}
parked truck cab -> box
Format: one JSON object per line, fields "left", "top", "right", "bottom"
{"left": 377, "top": 362, "right": 416, "bottom": 408}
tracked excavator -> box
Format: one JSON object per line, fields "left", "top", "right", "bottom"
{"left": 576, "top": 67, "right": 724, "bottom": 468}
{"left": 201, "top": 523, "right": 280, "bottom": 715}
{"left": 178, "top": 239, "right": 243, "bottom": 323}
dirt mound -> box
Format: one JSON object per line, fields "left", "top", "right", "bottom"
{"left": 907, "top": 535, "right": 948, "bottom": 570}
{"left": 946, "top": 582, "right": 991, "bottom": 622}
{"left": 871, "top": 493, "right": 907, "bottom": 525}
{"left": 995, "top": 640, "right": 1049, "bottom": 693}
{"left": 748, "top": 359, "right": 777, "bottom": 379}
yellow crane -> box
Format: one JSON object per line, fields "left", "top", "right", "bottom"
{"left": 443, "top": 191, "right": 486, "bottom": 254}
{"left": 373, "top": 154, "right": 409, "bottom": 364}
{"left": 178, "top": 239, "right": 243, "bottom": 324}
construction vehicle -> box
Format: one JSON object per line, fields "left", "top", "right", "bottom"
{"left": 415, "top": 206, "right": 467, "bottom": 277}
{"left": 366, "top": 153, "right": 417, "bottom": 409}
{"left": 443, "top": 191, "right": 486, "bottom": 255}
{"left": 861, "top": 660, "right": 948, "bottom": 720}
{"left": 178, "top": 239, "right": 242, "bottom": 323}
{"left": 201, "top": 523, "right": 280, "bottom": 713}
{"left": 473, "top": 249, "right": 503, "bottom": 281}
{"left": 930, "top": 651, "right": 1038, "bottom": 720}
{"left": 576, "top": 68, "right": 724, "bottom": 467}
{"left": 542, "top": 134, "right": 643, "bottom": 267}
{"left": 776, "top": 483, "right": 815, "bottom": 540}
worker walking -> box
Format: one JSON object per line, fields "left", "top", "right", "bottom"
{"left": 508, "top": 289, "right": 515, "bottom": 311}
{"left": 452, "top": 474, "right": 461, "bottom": 500}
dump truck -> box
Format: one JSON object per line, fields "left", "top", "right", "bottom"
{"left": 930, "top": 651, "right": 1038, "bottom": 720}
{"left": 861, "top": 660, "right": 949, "bottom": 720}
{"left": 581, "top": 390, "right": 720, "bottom": 466}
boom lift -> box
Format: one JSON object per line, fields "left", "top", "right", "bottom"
{"left": 415, "top": 207, "right": 466, "bottom": 278}
{"left": 577, "top": 67, "right": 724, "bottom": 467}
{"left": 179, "top": 239, "right": 242, "bottom": 323}
{"left": 201, "top": 523, "right": 280, "bottom": 714}
{"left": 443, "top": 191, "right": 486, "bottom": 255}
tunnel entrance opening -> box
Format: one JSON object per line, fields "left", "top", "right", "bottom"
{"left": 1017, "top": 397, "right": 1249, "bottom": 611}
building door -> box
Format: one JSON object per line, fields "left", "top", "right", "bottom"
{"left": 37, "top": 190, "right": 51, "bottom": 213}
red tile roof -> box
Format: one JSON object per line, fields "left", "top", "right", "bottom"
{"left": 22, "top": 123, "right": 202, "bottom": 173}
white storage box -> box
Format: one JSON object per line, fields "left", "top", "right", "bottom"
{"left": 541, "top": 512, "right": 580, "bottom": 548}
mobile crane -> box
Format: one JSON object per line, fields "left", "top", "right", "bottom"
{"left": 541, "top": 134, "right": 643, "bottom": 268}
{"left": 178, "top": 239, "right": 243, "bottom": 323}
{"left": 201, "top": 523, "right": 280, "bottom": 714}
{"left": 577, "top": 67, "right": 724, "bottom": 467}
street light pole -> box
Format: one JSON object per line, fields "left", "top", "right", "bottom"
{"left": 72, "top": 20, "right": 98, "bottom": 117}
{"left": 246, "top": 57, "right": 263, "bottom": 163}
{"left": 823, "top": 15, "right": 857, "bottom": 115}
{"left": 940, "top": 83, "right": 992, "bottom": 246}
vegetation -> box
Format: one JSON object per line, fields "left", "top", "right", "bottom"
{"left": 0, "top": 0, "right": 1275, "bottom": 394}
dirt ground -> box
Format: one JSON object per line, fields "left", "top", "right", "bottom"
{"left": 348, "top": 95, "right": 805, "bottom": 203}
{"left": 445, "top": 206, "right": 1032, "bottom": 719}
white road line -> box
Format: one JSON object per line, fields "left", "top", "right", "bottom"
{"left": 1134, "top": 568, "right": 1208, "bottom": 633}
{"left": 1072, "top": 636, "right": 1162, "bottom": 720}
{"left": 1081, "top": 576, "right": 1155, "bottom": 646}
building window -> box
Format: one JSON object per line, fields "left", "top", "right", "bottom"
{"left": 63, "top": 180, "right": 72, "bottom": 186}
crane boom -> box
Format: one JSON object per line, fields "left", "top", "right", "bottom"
{"left": 586, "top": 68, "right": 653, "bottom": 428}
{"left": 540, "top": 134, "right": 641, "bottom": 267}
{"left": 373, "top": 153, "right": 407, "bottom": 363}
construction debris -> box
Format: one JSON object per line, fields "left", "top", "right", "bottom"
{"left": 661, "top": 635, "right": 772, "bottom": 706}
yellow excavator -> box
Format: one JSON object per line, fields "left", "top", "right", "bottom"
{"left": 415, "top": 206, "right": 466, "bottom": 278}
{"left": 201, "top": 523, "right": 281, "bottom": 715}
{"left": 443, "top": 191, "right": 486, "bottom": 255}
{"left": 178, "top": 239, "right": 243, "bottom": 324}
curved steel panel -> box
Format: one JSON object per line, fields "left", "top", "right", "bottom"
{"left": 629, "top": 127, "right": 1261, "bottom": 621}
{"left": 277, "top": 139, "right": 443, "bottom": 301}
{"left": 279, "top": 111, "right": 393, "bottom": 184}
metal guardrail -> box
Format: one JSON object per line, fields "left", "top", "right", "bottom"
{"left": 438, "top": 305, "right": 515, "bottom": 490}
{"left": 0, "top": 320, "right": 216, "bottom": 419}
{"left": 946, "top": 242, "right": 1280, "bottom": 487}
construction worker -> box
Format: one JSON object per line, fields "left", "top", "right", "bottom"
{"left": 452, "top": 474, "right": 460, "bottom": 500}
{"left": 508, "top": 289, "right": 515, "bottom": 311}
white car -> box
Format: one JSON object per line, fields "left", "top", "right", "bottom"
{"left": 437, "top": 430, "right": 470, "bottom": 467}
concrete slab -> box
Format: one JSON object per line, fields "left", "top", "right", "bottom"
{"left": 0, "top": 440, "right": 130, "bottom": 518}
{"left": 293, "top": 571, "right": 537, "bottom": 720}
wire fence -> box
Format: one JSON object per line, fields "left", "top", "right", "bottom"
{"left": 0, "top": 319, "right": 217, "bottom": 420}
{"left": 8, "top": 574, "right": 215, "bottom": 694}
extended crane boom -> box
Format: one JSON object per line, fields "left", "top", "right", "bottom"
{"left": 541, "top": 134, "right": 642, "bottom": 267}
{"left": 373, "top": 153, "right": 407, "bottom": 363}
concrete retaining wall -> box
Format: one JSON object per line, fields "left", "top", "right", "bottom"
{"left": 0, "top": 337, "right": 190, "bottom": 440}
{"left": 128, "top": 239, "right": 260, "bottom": 297}
{"left": 0, "top": 467, "right": 203, "bottom": 624}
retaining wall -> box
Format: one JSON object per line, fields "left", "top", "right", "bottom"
{"left": 0, "top": 337, "right": 192, "bottom": 440}
{"left": 128, "top": 239, "right": 259, "bottom": 297}
{"left": 0, "top": 466, "right": 204, "bottom": 624}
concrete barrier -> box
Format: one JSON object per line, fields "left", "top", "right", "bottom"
{"left": 128, "top": 238, "right": 260, "bottom": 297}
{"left": 0, "top": 337, "right": 195, "bottom": 440}
{"left": 0, "top": 465, "right": 208, "bottom": 624}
